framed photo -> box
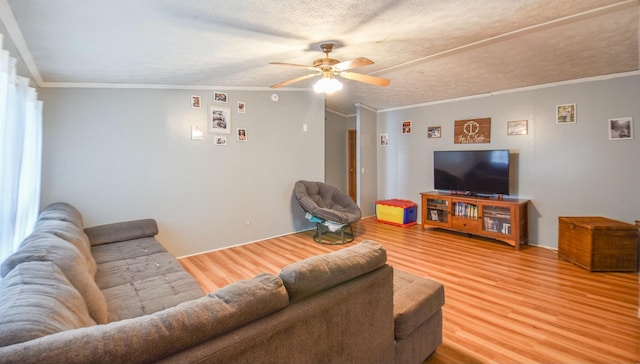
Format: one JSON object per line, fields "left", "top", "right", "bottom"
{"left": 207, "top": 106, "right": 231, "bottom": 134}
{"left": 213, "top": 136, "right": 227, "bottom": 146}
{"left": 427, "top": 126, "right": 441, "bottom": 138}
{"left": 237, "top": 128, "right": 247, "bottom": 142}
{"left": 402, "top": 120, "right": 412, "bottom": 134}
{"left": 214, "top": 92, "right": 228, "bottom": 103}
{"left": 190, "top": 95, "right": 201, "bottom": 109}
{"left": 608, "top": 117, "right": 633, "bottom": 140}
{"left": 190, "top": 125, "right": 203, "bottom": 140}
{"left": 237, "top": 101, "right": 246, "bottom": 114}
{"left": 507, "top": 120, "right": 528, "bottom": 135}
{"left": 556, "top": 103, "right": 576, "bottom": 124}
{"left": 380, "top": 133, "right": 389, "bottom": 146}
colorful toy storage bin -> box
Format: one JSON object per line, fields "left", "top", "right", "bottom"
{"left": 376, "top": 199, "right": 417, "bottom": 227}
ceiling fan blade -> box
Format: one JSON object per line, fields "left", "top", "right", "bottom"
{"left": 339, "top": 71, "right": 390, "bottom": 87}
{"left": 270, "top": 62, "right": 318, "bottom": 72}
{"left": 270, "top": 73, "right": 320, "bottom": 88}
{"left": 333, "top": 57, "right": 374, "bottom": 72}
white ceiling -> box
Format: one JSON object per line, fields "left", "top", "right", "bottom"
{"left": 2, "top": 0, "right": 639, "bottom": 115}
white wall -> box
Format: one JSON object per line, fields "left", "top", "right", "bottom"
{"left": 40, "top": 88, "right": 325, "bottom": 257}
{"left": 377, "top": 74, "right": 640, "bottom": 249}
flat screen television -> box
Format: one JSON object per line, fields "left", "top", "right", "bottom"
{"left": 433, "top": 150, "right": 510, "bottom": 196}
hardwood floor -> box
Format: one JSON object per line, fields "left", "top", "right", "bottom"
{"left": 179, "top": 217, "right": 640, "bottom": 363}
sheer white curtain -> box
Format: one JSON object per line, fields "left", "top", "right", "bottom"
{"left": 0, "top": 38, "right": 43, "bottom": 264}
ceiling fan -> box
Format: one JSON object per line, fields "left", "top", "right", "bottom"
{"left": 269, "top": 43, "right": 390, "bottom": 93}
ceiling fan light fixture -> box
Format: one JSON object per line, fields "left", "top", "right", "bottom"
{"left": 313, "top": 77, "right": 343, "bottom": 94}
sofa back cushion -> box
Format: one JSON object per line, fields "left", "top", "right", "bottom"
{"left": 0, "top": 261, "right": 96, "bottom": 347}
{"left": 0, "top": 273, "right": 289, "bottom": 363}
{"left": 1, "top": 235, "right": 108, "bottom": 324}
{"left": 31, "top": 220, "right": 97, "bottom": 277}
{"left": 279, "top": 240, "right": 387, "bottom": 302}
{"left": 36, "top": 202, "right": 84, "bottom": 228}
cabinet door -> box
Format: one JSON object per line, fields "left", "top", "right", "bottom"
{"left": 424, "top": 196, "right": 450, "bottom": 227}
{"left": 481, "top": 204, "right": 515, "bottom": 237}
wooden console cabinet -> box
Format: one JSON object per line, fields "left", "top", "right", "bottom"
{"left": 421, "top": 191, "right": 529, "bottom": 250}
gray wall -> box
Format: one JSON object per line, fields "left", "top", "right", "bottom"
{"left": 377, "top": 74, "right": 640, "bottom": 249}
{"left": 40, "top": 88, "right": 325, "bottom": 257}
{"left": 324, "top": 109, "right": 355, "bottom": 193}
{"left": 357, "top": 104, "right": 378, "bottom": 217}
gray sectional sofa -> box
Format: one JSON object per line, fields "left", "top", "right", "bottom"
{"left": 0, "top": 202, "right": 445, "bottom": 363}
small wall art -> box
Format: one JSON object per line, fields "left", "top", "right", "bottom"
{"left": 237, "top": 128, "right": 247, "bottom": 142}
{"left": 380, "top": 133, "right": 389, "bottom": 146}
{"left": 237, "top": 101, "right": 246, "bottom": 114}
{"left": 214, "top": 92, "right": 228, "bottom": 103}
{"left": 402, "top": 121, "right": 412, "bottom": 134}
{"left": 207, "top": 106, "right": 231, "bottom": 134}
{"left": 454, "top": 118, "right": 491, "bottom": 144}
{"left": 427, "top": 126, "right": 441, "bottom": 138}
{"left": 190, "top": 125, "right": 203, "bottom": 140}
{"left": 608, "top": 117, "right": 633, "bottom": 140}
{"left": 190, "top": 95, "right": 201, "bottom": 109}
{"left": 213, "top": 136, "right": 227, "bottom": 146}
{"left": 507, "top": 120, "right": 528, "bottom": 135}
{"left": 556, "top": 103, "right": 576, "bottom": 124}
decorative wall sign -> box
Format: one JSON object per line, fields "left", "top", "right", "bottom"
{"left": 454, "top": 118, "right": 491, "bottom": 144}
{"left": 608, "top": 117, "right": 633, "bottom": 140}
{"left": 556, "top": 103, "right": 576, "bottom": 124}
{"left": 207, "top": 106, "right": 231, "bottom": 134}
{"left": 507, "top": 120, "right": 528, "bottom": 135}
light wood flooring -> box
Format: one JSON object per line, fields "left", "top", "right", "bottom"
{"left": 179, "top": 217, "right": 640, "bottom": 364}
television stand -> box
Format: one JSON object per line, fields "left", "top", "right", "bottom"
{"left": 420, "top": 191, "right": 529, "bottom": 250}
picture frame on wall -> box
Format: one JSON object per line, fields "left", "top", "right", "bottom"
{"left": 608, "top": 117, "right": 633, "bottom": 140}
{"left": 207, "top": 106, "right": 231, "bottom": 134}
{"left": 190, "top": 95, "right": 201, "bottom": 109}
{"left": 427, "top": 126, "right": 441, "bottom": 138}
{"left": 402, "top": 120, "right": 412, "bottom": 134}
{"left": 190, "top": 125, "right": 203, "bottom": 140}
{"left": 556, "top": 103, "right": 576, "bottom": 124}
{"left": 380, "top": 133, "right": 389, "bottom": 146}
{"left": 507, "top": 120, "right": 528, "bottom": 135}
{"left": 214, "top": 92, "right": 228, "bottom": 103}
{"left": 237, "top": 128, "right": 247, "bottom": 142}
{"left": 214, "top": 136, "right": 227, "bottom": 146}
{"left": 237, "top": 101, "right": 246, "bottom": 113}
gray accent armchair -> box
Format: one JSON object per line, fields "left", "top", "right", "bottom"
{"left": 294, "top": 180, "right": 362, "bottom": 245}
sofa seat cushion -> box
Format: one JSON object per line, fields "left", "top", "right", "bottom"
{"left": 393, "top": 269, "right": 445, "bottom": 340}
{"left": 91, "top": 237, "right": 167, "bottom": 265}
{"left": 0, "top": 261, "right": 96, "bottom": 347}
{"left": 1, "top": 235, "right": 108, "bottom": 325}
{"left": 94, "top": 251, "right": 188, "bottom": 290}
{"left": 102, "top": 271, "right": 205, "bottom": 322}
{"left": 279, "top": 240, "right": 387, "bottom": 302}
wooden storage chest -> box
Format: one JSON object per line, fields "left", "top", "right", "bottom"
{"left": 558, "top": 216, "right": 638, "bottom": 272}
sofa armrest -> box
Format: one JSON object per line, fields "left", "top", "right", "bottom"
{"left": 84, "top": 219, "right": 158, "bottom": 246}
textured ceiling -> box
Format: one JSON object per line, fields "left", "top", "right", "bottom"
{"left": 2, "top": 0, "right": 639, "bottom": 115}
